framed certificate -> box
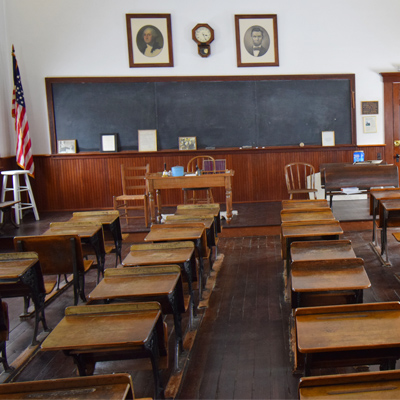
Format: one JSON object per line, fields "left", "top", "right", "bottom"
{"left": 321, "top": 131, "right": 335, "bottom": 146}
{"left": 138, "top": 129, "right": 157, "bottom": 152}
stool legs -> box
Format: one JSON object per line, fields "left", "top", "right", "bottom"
{"left": 23, "top": 174, "right": 39, "bottom": 221}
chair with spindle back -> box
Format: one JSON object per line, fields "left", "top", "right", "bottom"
{"left": 184, "top": 156, "right": 216, "bottom": 204}
{"left": 284, "top": 162, "right": 318, "bottom": 199}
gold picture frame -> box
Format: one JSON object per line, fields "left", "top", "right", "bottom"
{"left": 235, "top": 14, "right": 279, "bottom": 67}
{"left": 126, "top": 13, "right": 174, "bottom": 68}
{"left": 57, "top": 140, "right": 77, "bottom": 154}
{"left": 179, "top": 137, "right": 197, "bottom": 151}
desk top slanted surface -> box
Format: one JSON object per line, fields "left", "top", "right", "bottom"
{"left": 291, "top": 258, "right": 370, "bottom": 292}
{"left": 41, "top": 303, "right": 162, "bottom": 352}
{"left": 290, "top": 240, "right": 356, "bottom": 262}
{"left": 281, "top": 220, "right": 343, "bottom": 239}
{"left": 296, "top": 302, "right": 400, "bottom": 354}
{"left": 280, "top": 209, "right": 335, "bottom": 223}
{"left": 299, "top": 370, "right": 400, "bottom": 400}
{"left": 0, "top": 373, "right": 137, "bottom": 400}
{"left": 144, "top": 224, "right": 205, "bottom": 242}
{"left": 87, "top": 266, "right": 181, "bottom": 304}
{"left": 281, "top": 200, "right": 330, "bottom": 210}
{"left": 123, "top": 242, "right": 195, "bottom": 266}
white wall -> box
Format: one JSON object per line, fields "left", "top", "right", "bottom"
{"left": 1, "top": 0, "right": 399, "bottom": 157}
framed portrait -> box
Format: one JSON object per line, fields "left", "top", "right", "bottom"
{"left": 179, "top": 137, "right": 197, "bottom": 151}
{"left": 321, "top": 131, "right": 335, "bottom": 146}
{"left": 57, "top": 140, "right": 77, "bottom": 154}
{"left": 235, "top": 14, "right": 279, "bottom": 67}
{"left": 126, "top": 13, "right": 173, "bottom": 68}
{"left": 101, "top": 134, "right": 118, "bottom": 152}
{"left": 363, "top": 116, "right": 377, "bottom": 133}
{"left": 138, "top": 129, "right": 157, "bottom": 152}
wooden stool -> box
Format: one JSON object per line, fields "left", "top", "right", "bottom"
{"left": 0, "top": 170, "right": 39, "bottom": 224}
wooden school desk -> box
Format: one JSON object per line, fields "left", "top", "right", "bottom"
{"left": 144, "top": 223, "right": 207, "bottom": 298}
{"left": 41, "top": 302, "right": 167, "bottom": 400}
{"left": 281, "top": 220, "right": 343, "bottom": 270}
{"left": 374, "top": 198, "right": 400, "bottom": 266}
{"left": 369, "top": 188, "right": 400, "bottom": 250}
{"left": 146, "top": 172, "right": 233, "bottom": 224}
{"left": 0, "top": 373, "right": 142, "bottom": 400}
{"left": 87, "top": 265, "right": 186, "bottom": 371}
{"left": 299, "top": 370, "right": 400, "bottom": 400}
{"left": 124, "top": 242, "right": 197, "bottom": 313}
{"left": 290, "top": 240, "right": 356, "bottom": 263}
{"left": 291, "top": 258, "right": 370, "bottom": 308}
{"left": 0, "top": 252, "right": 49, "bottom": 345}
{"left": 71, "top": 212, "right": 123, "bottom": 267}
{"left": 295, "top": 302, "right": 400, "bottom": 376}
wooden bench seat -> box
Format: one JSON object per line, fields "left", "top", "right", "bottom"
{"left": 321, "top": 164, "right": 399, "bottom": 207}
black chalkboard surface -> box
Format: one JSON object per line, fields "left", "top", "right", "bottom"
{"left": 46, "top": 75, "right": 355, "bottom": 153}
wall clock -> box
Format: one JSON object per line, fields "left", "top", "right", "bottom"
{"left": 192, "top": 23, "right": 214, "bottom": 58}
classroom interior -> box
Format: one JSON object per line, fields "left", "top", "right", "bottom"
{"left": 2, "top": 1, "right": 400, "bottom": 399}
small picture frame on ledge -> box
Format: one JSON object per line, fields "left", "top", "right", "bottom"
{"left": 101, "top": 134, "right": 118, "bottom": 152}
{"left": 179, "top": 137, "right": 197, "bottom": 150}
{"left": 57, "top": 139, "right": 77, "bottom": 154}
{"left": 321, "top": 131, "right": 335, "bottom": 146}
{"left": 138, "top": 129, "right": 157, "bottom": 152}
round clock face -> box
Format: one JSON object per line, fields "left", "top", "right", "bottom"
{"left": 195, "top": 26, "right": 212, "bottom": 43}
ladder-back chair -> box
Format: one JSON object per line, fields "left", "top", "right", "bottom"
{"left": 113, "top": 164, "right": 149, "bottom": 227}
{"left": 284, "top": 162, "right": 318, "bottom": 199}
{"left": 184, "top": 156, "right": 216, "bottom": 204}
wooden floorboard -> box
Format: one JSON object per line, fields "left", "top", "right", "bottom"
{"left": 2, "top": 200, "right": 400, "bottom": 399}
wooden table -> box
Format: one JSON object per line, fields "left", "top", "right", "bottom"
{"left": 43, "top": 224, "right": 105, "bottom": 282}
{"left": 0, "top": 373, "right": 140, "bottom": 400}
{"left": 144, "top": 224, "right": 207, "bottom": 299}
{"left": 41, "top": 302, "right": 167, "bottom": 400}
{"left": 291, "top": 258, "right": 370, "bottom": 308}
{"left": 299, "top": 370, "right": 400, "bottom": 400}
{"left": 0, "top": 253, "right": 49, "bottom": 345}
{"left": 146, "top": 171, "right": 234, "bottom": 224}
{"left": 281, "top": 199, "right": 330, "bottom": 210}
{"left": 281, "top": 220, "right": 343, "bottom": 270}
{"left": 87, "top": 265, "right": 185, "bottom": 371}
{"left": 295, "top": 302, "right": 400, "bottom": 375}
{"left": 71, "top": 212, "right": 123, "bottom": 267}
{"left": 290, "top": 240, "right": 356, "bottom": 262}
{"left": 124, "top": 241, "right": 197, "bottom": 312}
{"left": 280, "top": 209, "right": 336, "bottom": 223}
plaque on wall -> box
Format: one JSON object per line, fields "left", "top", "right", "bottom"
{"left": 361, "top": 101, "right": 378, "bottom": 115}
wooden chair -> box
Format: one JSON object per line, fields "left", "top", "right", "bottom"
{"left": 284, "top": 162, "right": 318, "bottom": 200}
{"left": 184, "top": 156, "right": 215, "bottom": 204}
{"left": 14, "top": 235, "right": 93, "bottom": 305}
{"left": 113, "top": 164, "right": 149, "bottom": 227}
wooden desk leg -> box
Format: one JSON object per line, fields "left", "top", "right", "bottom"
{"left": 149, "top": 189, "right": 157, "bottom": 224}
{"left": 168, "top": 292, "right": 183, "bottom": 372}
{"left": 225, "top": 177, "right": 233, "bottom": 223}
{"left": 156, "top": 190, "right": 162, "bottom": 223}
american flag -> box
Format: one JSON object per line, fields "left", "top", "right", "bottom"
{"left": 12, "top": 45, "right": 34, "bottom": 177}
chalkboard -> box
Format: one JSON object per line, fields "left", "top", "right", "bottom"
{"left": 46, "top": 75, "right": 355, "bottom": 153}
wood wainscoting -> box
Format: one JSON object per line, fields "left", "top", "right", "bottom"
{"left": 0, "top": 145, "right": 386, "bottom": 212}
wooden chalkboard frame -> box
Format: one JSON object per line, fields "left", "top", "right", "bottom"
{"left": 45, "top": 74, "right": 356, "bottom": 155}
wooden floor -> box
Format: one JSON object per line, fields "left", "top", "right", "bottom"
{"left": 1, "top": 200, "right": 399, "bottom": 399}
